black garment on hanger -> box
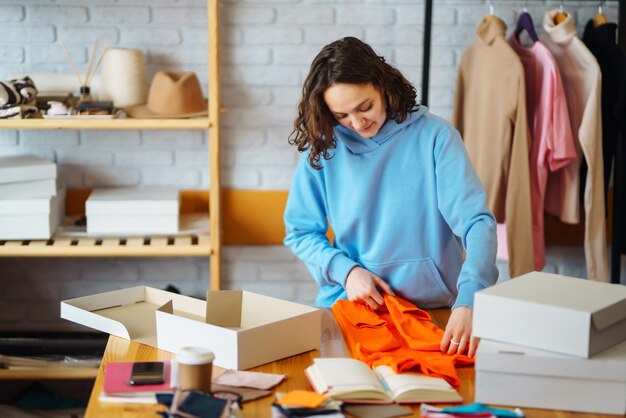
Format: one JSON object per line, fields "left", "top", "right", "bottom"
{"left": 583, "top": 20, "right": 626, "bottom": 283}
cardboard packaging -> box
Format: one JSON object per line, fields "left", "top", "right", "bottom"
{"left": 86, "top": 187, "right": 179, "bottom": 235}
{"left": 473, "top": 271, "right": 626, "bottom": 357}
{"left": 475, "top": 339, "right": 626, "bottom": 415}
{"left": 0, "top": 186, "right": 65, "bottom": 240}
{"left": 60, "top": 286, "right": 321, "bottom": 370}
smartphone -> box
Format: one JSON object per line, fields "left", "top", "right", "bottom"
{"left": 129, "top": 361, "right": 165, "bottom": 385}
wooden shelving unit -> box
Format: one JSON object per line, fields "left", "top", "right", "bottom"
{"left": 0, "top": 233, "right": 211, "bottom": 257}
{"left": 0, "top": 368, "right": 99, "bottom": 380}
{"left": 0, "top": 1, "right": 222, "bottom": 289}
{"left": 0, "top": 118, "right": 210, "bottom": 131}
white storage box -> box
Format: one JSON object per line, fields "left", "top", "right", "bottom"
{"left": 473, "top": 272, "right": 626, "bottom": 357}
{"left": 0, "top": 178, "right": 57, "bottom": 199}
{"left": 475, "top": 339, "right": 626, "bottom": 415}
{"left": 0, "top": 154, "right": 57, "bottom": 184}
{"left": 86, "top": 187, "right": 179, "bottom": 235}
{"left": 60, "top": 286, "right": 321, "bottom": 370}
{"left": 0, "top": 185, "right": 64, "bottom": 240}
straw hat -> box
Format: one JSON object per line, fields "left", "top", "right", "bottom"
{"left": 126, "top": 71, "right": 208, "bottom": 119}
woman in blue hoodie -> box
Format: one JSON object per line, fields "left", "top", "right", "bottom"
{"left": 284, "top": 37, "right": 498, "bottom": 357}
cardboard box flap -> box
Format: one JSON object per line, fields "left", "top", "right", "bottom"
{"left": 61, "top": 303, "right": 131, "bottom": 340}
{"left": 61, "top": 286, "right": 190, "bottom": 346}
{"left": 60, "top": 286, "right": 147, "bottom": 340}
{"left": 240, "top": 291, "right": 319, "bottom": 327}
{"left": 592, "top": 298, "right": 626, "bottom": 330}
{"left": 206, "top": 290, "right": 242, "bottom": 328}
{"left": 204, "top": 290, "right": 320, "bottom": 329}
{"left": 159, "top": 300, "right": 174, "bottom": 314}
{"left": 94, "top": 300, "right": 160, "bottom": 345}
{"left": 477, "top": 339, "right": 626, "bottom": 382}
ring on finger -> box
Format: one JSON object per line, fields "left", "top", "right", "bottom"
{"left": 450, "top": 340, "right": 460, "bottom": 345}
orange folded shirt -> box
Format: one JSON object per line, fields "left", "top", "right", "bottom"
{"left": 332, "top": 294, "right": 473, "bottom": 387}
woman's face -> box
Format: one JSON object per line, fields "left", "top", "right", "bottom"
{"left": 323, "top": 82, "right": 387, "bottom": 138}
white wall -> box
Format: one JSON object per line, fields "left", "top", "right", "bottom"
{"left": 0, "top": 0, "right": 621, "bottom": 330}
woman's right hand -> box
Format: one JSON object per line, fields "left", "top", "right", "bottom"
{"left": 345, "top": 266, "right": 395, "bottom": 309}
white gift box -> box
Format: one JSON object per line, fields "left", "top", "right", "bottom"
{"left": 0, "top": 178, "right": 57, "bottom": 199}
{"left": 0, "top": 154, "right": 56, "bottom": 184}
{"left": 475, "top": 339, "right": 626, "bottom": 415}
{"left": 473, "top": 271, "right": 626, "bottom": 357}
{"left": 0, "top": 185, "right": 64, "bottom": 240}
{"left": 86, "top": 187, "right": 179, "bottom": 235}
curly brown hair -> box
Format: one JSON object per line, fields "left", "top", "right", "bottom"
{"left": 289, "top": 37, "right": 419, "bottom": 170}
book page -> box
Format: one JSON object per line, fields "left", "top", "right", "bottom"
{"left": 308, "top": 358, "right": 391, "bottom": 402}
{"left": 373, "top": 365, "right": 461, "bottom": 403}
{"left": 314, "top": 358, "right": 383, "bottom": 390}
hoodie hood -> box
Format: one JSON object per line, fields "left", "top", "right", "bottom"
{"left": 334, "top": 106, "right": 428, "bottom": 155}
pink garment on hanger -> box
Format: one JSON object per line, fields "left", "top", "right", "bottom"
{"left": 508, "top": 35, "right": 577, "bottom": 271}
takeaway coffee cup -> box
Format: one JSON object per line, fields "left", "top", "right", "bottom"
{"left": 176, "top": 346, "right": 215, "bottom": 392}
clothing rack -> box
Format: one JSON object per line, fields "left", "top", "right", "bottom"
{"left": 420, "top": 1, "right": 624, "bottom": 284}
{"left": 614, "top": 0, "right": 626, "bottom": 285}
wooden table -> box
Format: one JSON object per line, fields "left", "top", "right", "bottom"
{"left": 85, "top": 309, "right": 614, "bottom": 418}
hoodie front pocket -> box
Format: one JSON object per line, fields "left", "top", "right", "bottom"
{"left": 362, "top": 257, "right": 455, "bottom": 309}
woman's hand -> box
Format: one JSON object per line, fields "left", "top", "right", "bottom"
{"left": 345, "top": 266, "right": 395, "bottom": 309}
{"left": 441, "top": 306, "right": 479, "bottom": 357}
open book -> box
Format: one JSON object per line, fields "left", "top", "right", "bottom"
{"left": 305, "top": 358, "right": 463, "bottom": 404}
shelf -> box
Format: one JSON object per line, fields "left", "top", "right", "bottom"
{"left": 0, "top": 368, "right": 98, "bottom": 380}
{"left": 0, "top": 0, "right": 222, "bottom": 288}
{"left": 0, "top": 118, "right": 210, "bottom": 130}
{"left": 0, "top": 233, "right": 211, "bottom": 257}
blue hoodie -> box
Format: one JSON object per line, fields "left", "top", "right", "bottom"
{"left": 284, "top": 107, "right": 498, "bottom": 309}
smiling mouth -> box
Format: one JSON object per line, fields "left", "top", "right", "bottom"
{"left": 360, "top": 123, "right": 373, "bottom": 132}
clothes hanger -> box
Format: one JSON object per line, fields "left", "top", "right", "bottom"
{"left": 514, "top": 2, "right": 539, "bottom": 43}
{"left": 593, "top": 1, "right": 607, "bottom": 27}
{"left": 484, "top": 0, "right": 496, "bottom": 21}
{"left": 553, "top": 0, "right": 568, "bottom": 25}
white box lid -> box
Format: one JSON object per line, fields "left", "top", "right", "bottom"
{"left": 0, "top": 154, "right": 56, "bottom": 183}
{"left": 476, "top": 339, "right": 626, "bottom": 383}
{"left": 86, "top": 187, "right": 180, "bottom": 215}
{"left": 476, "top": 272, "right": 626, "bottom": 330}
{"left": 0, "top": 185, "right": 64, "bottom": 214}
{"left": 473, "top": 272, "right": 626, "bottom": 357}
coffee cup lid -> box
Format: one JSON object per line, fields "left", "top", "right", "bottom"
{"left": 177, "top": 346, "right": 215, "bottom": 365}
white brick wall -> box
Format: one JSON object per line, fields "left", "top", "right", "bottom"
{"left": 0, "top": 1, "right": 622, "bottom": 330}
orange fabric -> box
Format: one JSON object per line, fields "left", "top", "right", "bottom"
{"left": 276, "top": 390, "right": 328, "bottom": 408}
{"left": 332, "top": 295, "right": 473, "bottom": 387}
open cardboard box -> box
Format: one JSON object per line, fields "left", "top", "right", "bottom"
{"left": 473, "top": 271, "right": 626, "bottom": 357}
{"left": 475, "top": 339, "right": 626, "bottom": 415}
{"left": 61, "top": 286, "right": 321, "bottom": 370}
